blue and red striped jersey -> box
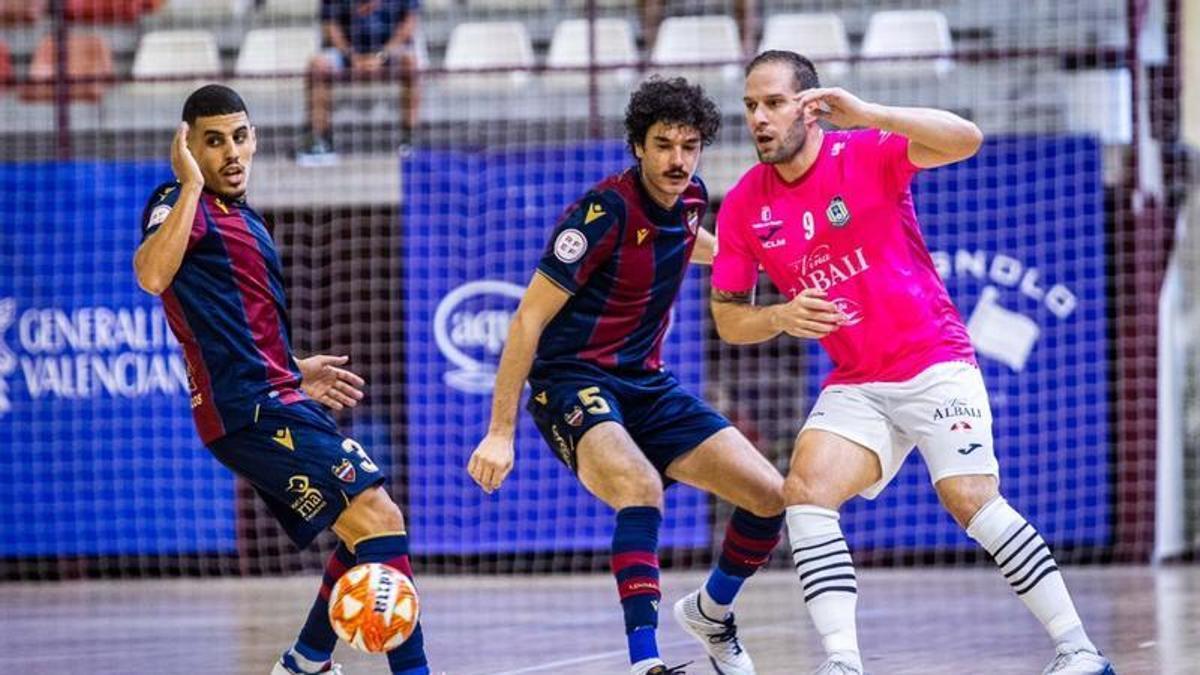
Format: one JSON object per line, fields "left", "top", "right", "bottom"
{"left": 140, "top": 181, "right": 305, "bottom": 444}
{"left": 534, "top": 166, "right": 708, "bottom": 373}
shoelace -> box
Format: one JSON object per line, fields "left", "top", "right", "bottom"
{"left": 706, "top": 615, "right": 744, "bottom": 655}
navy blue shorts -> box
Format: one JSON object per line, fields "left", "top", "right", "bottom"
{"left": 207, "top": 400, "right": 386, "bottom": 549}
{"left": 526, "top": 362, "right": 730, "bottom": 480}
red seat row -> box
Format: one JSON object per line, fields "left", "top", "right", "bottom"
{"left": 0, "top": 34, "right": 115, "bottom": 102}
{"left": 0, "top": 0, "right": 164, "bottom": 25}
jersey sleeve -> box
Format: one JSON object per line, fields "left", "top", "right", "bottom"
{"left": 866, "top": 128, "right": 921, "bottom": 196}
{"left": 535, "top": 190, "right": 623, "bottom": 295}
{"left": 139, "top": 181, "right": 183, "bottom": 242}
{"left": 711, "top": 193, "right": 759, "bottom": 294}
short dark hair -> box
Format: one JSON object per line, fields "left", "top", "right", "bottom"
{"left": 624, "top": 76, "right": 721, "bottom": 153}
{"left": 745, "top": 50, "right": 820, "bottom": 93}
{"left": 181, "top": 84, "right": 248, "bottom": 124}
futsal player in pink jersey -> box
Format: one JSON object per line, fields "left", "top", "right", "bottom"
{"left": 710, "top": 51, "right": 1114, "bottom": 675}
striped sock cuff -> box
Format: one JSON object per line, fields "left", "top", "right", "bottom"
{"left": 718, "top": 509, "right": 784, "bottom": 578}
{"left": 788, "top": 505, "right": 857, "bottom": 603}
{"left": 968, "top": 498, "right": 1060, "bottom": 596}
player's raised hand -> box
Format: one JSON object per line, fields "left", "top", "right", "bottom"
{"left": 171, "top": 122, "right": 203, "bottom": 188}
{"left": 795, "top": 87, "right": 881, "bottom": 130}
{"left": 297, "top": 354, "right": 365, "bottom": 411}
{"left": 771, "top": 288, "right": 846, "bottom": 339}
{"left": 467, "top": 434, "right": 515, "bottom": 494}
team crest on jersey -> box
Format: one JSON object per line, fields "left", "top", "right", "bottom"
{"left": 686, "top": 210, "right": 699, "bottom": 235}
{"left": 554, "top": 228, "right": 588, "bottom": 263}
{"left": 826, "top": 196, "right": 851, "bottom": 227}
{"left": 332, "top": 458, "right": 357, "bottom": 483}
{"left": 147, "top": 205, "right": 171, "bottom": 231}
{"left": 565, "top": 405, "right": 584, "bottom": 427}
{"left": 950, "top": 421, "right": 973, "bottom": 432}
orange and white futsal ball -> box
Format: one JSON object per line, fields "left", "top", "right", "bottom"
{"left": 328, "top": 562, "right": 420, "bottom": 653}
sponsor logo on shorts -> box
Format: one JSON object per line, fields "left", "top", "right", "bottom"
{"left": 957, "top": 442, "right": 984, "bottom": 456}
{"left": 332, "top": 458, "right": 357, "bottom": 483}
{"left": 565, "top": 405, "right": 584, "bottom": 427}
{"left": 272, "top": 427, "right": 295, "bottom": 451}
{"left": 287, "top": 475, "right": 326, "bottom": 521}
{"left": 549, "top": 423, "right": 575, "bottom": 469}
{"left": 932, "top": 398, "right": 983, "bottom": 421}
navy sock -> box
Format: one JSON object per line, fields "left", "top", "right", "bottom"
{"left": 295, "top": 542, "right": 356, "bottom": 661}
{"left": 705, "top": 509, "right": 784, "bottom": 608}
{"left": 355, "top": 533, "right": 429, "bottom": 675}
{"left": 611, "top": 506, "right": 663, "bottom": 666}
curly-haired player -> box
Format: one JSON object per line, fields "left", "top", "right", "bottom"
{"left": 467, "top": 77, "right": 787, "bottom": 675}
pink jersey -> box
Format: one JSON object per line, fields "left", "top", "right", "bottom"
{"left": 713, "top": 128, "right": 975, "bottom": 385}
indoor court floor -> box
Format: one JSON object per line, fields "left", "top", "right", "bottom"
{"left": 3, "top": 566, "right": 1194, "bottom": 674}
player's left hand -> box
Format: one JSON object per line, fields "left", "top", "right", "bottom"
{"left": 297, "top": 354, "right": 365, "bottom": 411}
{"left": 795, "top": 87, "right": 883, "bottom": 129}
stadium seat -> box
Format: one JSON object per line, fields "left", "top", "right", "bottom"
{"left": 1063, "top": 69, "right": 1132, "bottom": 144}
{"left": 443, "top": 21, "right": 534, "bottom": 92}
{"left": 132, "top": 30, "right": 220, "bottom": 79}
{"left": 465, "top": 0, "right": 552, "bottom": 10}
{"left": 256, "top": 0, "right": 318, "bottom": 21}
{"left": 860, "top": 10, "right": 954, "bottom": 78}
{"left": 20, "top": 33, "right": 115, "bottom": 102}
{"left": 545, "top": 18, "right": 637, "bottom": 91}
{"left": 649, "top": 15, "right": 741, "bottom": 86}
{"left": 159, "top": 0, "right": 249, "bottom": 18}
{"left": 0, "top": 0, "right": 45, "bottom": 24}
{"left": 64, "top": 0, "right": 148, "bottom": 23}
{"left": 759, "top": 13, "right": 850, "bottom": 80}
{"left": 235, "top": 27, "right": 318, "bottom": 76}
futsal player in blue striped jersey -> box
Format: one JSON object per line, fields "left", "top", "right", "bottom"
{"left": 468, "top": 77, "right": 789, "bottom": 675}
{"left": 134, "top": 84, "right": 430, "bottom": 675}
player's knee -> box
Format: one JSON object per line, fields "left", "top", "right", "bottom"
{"left": 611, "top": 473, "right": 663, "bottom": 509}
{"left": 936, "top": 475, "right": 999, "bottom": 528}
{"left": 339, "top": 487, "right": 406, "bottom": 540}
{"left": 746, "top": 484, "right": 786, "bottom": 517}
{"left": 783, "top": 471, "right": 843, "bottom": 510}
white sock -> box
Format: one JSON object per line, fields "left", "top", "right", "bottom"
{"left": 787, "top": 505, "right": 861, "bottom": 663}
{"left": 631, "top": 657, "right": 665, "bottom": 675}
{"left": 966, "top": 497, "right": 1098, "bottom": 653}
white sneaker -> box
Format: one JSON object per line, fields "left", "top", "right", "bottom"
{"left": 672, "top": 591, "right": 755, "bottom": 675}
{"left": 812, "top": 655, "right": 863, "bottom": 675}
{"left": 1042, "top": 646, "right": 1116, "bottom": 675}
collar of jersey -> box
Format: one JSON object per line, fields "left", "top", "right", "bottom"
{"left": 631, "top": 164, "right": 685, "bottom": 227}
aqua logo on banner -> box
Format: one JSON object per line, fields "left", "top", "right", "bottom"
{"left": 433, "top": 280, "right": 524, "bottom": 394}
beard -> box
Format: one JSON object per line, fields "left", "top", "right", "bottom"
{"left": 757, "top": 121, "right": 806, "bottom": 164}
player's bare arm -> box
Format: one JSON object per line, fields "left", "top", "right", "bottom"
{"left": 296, "top": 355, "right": 366, "bottom": 411}
{"left": 467, "top": 272, "right": 571, "bottom": 493}
{"left": 796, "top": 87, "right": 983, "bottom": 168}
{"left": 134, "top": 123, "right": 203, "bottom": 295}
{"left": 711, "top": 287, "right": 844, "bottom": 344}
{"left": 690, "top": 227, "right": 715, "bottom": 265}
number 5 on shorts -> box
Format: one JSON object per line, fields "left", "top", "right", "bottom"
{"left": 577, "top": 386, "right": 611, "bottom": 414}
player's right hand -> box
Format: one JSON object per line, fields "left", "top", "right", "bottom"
{"left": 467, "top": 434, "right": 515, "bottom": 494}
{"left": 771, "top": 288, "right": 846, "bottom": 339}
{"left": 171, "top": 122, "right": 203, "bottom": 189}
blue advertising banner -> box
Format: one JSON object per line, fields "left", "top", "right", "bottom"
{"left": 402, "top": 142, "right": 712, "bottom": 554}
{"left": 822, "top": 135, "right": 1111, "bottom": 549}
{"left": 0, "top": 162, "right": 237, "bottom": 556}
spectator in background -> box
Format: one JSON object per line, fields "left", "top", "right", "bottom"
{"left": 300, "top": 0, "right": 420, "bottom": 161}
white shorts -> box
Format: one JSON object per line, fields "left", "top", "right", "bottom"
{"left": 801, "top": 361, "right": 1000, "bottom": 500}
